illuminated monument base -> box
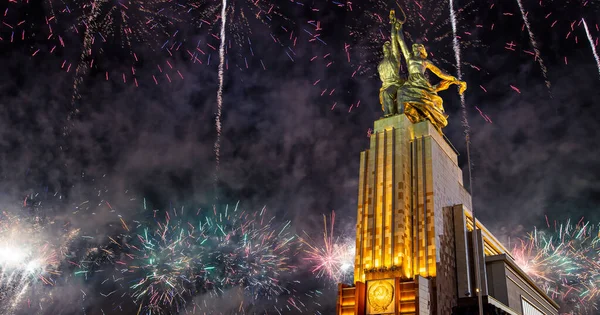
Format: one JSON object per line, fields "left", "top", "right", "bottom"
{"left": 336, "top": 115, "right": 559, "bottom": 315}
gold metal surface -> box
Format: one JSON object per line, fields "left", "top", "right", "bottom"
{"left": 380, "top": 8, "right": 468, "bottom": 133}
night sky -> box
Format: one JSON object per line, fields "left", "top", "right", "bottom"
{"left": 1, "top": 0, "right": 600, "bottom": 314}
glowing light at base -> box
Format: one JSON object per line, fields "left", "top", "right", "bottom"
{"left": 0, "top": 212, "right": 61, "bottom": 314}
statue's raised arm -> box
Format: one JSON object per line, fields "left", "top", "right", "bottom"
{"left": 390, "top": 10, "right": 410, "bottom": 62}
{"left": 390, "top": 10, "right": 402, "bottom": 66}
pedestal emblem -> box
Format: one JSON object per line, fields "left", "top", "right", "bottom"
{"left": 367, "top": 279, "right": 395, "bottom": 314}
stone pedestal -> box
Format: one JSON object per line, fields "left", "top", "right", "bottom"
{"left": 339, "top": 114, "right": 559, "bottom": 315}
{"left": 346, "top": 115, "right": 473, "bottom": 315}
{"left": 354, "top": 115, "right": 472, "bottom": 284}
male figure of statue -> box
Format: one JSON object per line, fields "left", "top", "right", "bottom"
{"left": 377, "top": 14, "right": 405, "bottom": 117}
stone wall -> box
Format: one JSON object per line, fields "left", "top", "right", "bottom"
{"left": 435, "top": 206, "right": 459, "bottom": 315}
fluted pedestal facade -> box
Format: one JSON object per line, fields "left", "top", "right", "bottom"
{"left": 354, "top": 114, "right": 471, "bottom": 283}
{"left": 340, "top": 114, "right": 472, "bottom": 315}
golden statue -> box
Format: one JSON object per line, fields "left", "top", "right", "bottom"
{"left": 384, "top": 9, "right": 467, "bottom": 132}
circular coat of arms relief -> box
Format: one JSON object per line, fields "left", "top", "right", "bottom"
{"left": 367, "top": 281, "right": 394, "bottom": 312}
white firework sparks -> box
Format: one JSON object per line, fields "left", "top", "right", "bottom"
{"left": 582, "top": 18, "right": 600, "bottom": 80}
{"left": 214, "top": 0, "right": 228, "bottom": 186}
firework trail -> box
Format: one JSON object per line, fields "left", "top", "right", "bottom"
{"left": 582, "top": 18, "right": 600, "bottom": 80}
{"left": 449, "top": 4, "right": 479, "bottom": 307}
{"left": 449, "top": 0, "right": 469, "bottom": 135}
{"left": 300, "top": 211, "right": 355, "bottom": 284}
{"left": 516, "top": 0, "right": 552, "bottom": 93}
{"left": 201, "top": 0, "right": 310, "bottom": 187}
{"left": 31, "top": 0, "right": 187, "bottom": 131}
{"left": 448, "top": 0, "right": 474, "bottom": 174}
{"left": 214, "top": 0, "right": 227, "bottom": 188}
{"left": 184, "top": 0, "right": 307, "bottom": 67}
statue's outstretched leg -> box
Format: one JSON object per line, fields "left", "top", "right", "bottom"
{"left": 381, "top": 86, "right": 398, "bottom": 117}
{"left": 379, "top": 91, "right": 390, "bottom": 116}
{"left": 383, "top": 98, "right": 392, "bottom": 117}
{"left": 396, "top": 96, "right": 405, "bottom": 115}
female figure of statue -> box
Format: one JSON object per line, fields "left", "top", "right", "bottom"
{"left": 390, "top": 9, "right": 467, "bottom": 132}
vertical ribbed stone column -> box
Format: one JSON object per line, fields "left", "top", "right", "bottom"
{"left": 354, "top": 115, "right": 414, "bottom": 283}
{"left": 347, "top": 114, "right": 475, "bottom": 315}
{"left": 354, "top": 114, "right": 472, "bottom": 283}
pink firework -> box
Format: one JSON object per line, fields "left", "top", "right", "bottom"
{"left": 300, "top": 211, "right": 355, "bottom": 284}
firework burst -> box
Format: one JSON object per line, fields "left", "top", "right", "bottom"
{"left": 300, "top": 211, "right": 355, "bottom": 284}
{"left": 0, "top": 210, "right": 60, "bottom": 314}
{"left": 94, "top": 202, "right": 301, "bottom": 314}
{"left": 512, "top": 218, "right": 600, "bottom": 314}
